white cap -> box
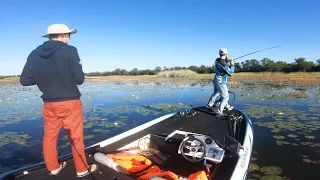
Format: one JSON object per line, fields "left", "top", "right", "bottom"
{"left": 219, "top": 48, "right": 228, "bottom": 54}
{"left": 42, "top": 24, "right": 77, "bottom": 38}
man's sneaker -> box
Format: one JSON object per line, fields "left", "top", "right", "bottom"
{"left": 225, "top": 104, "right": 233, "bottom": 111}
{"left": 206, "top": 105, "right": 212, "bottom": 109}
{"left": 213, "top": 110, "right": 225, "bottom": 117}
{"left": 206, "top": 105, "right": 214, "bottom": 112}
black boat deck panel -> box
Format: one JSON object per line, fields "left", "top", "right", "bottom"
{"left": 10, "top": 153, "right": 134, "bottom": 180}
{"left": 98, "top": 106, "right": 243, "bottom": 153}
{"left": 2, "top": 106, "right": 245, "bottom": 180}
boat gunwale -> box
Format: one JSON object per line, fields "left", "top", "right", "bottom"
{"left": 229, "top": 110, "right": 254, "bottom": 180}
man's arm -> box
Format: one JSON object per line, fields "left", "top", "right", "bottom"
{"left": 69, "top": 47, "right": 85, "bottom": 85}
{"left": 218, "top": 59, "right": 235, "bottom": 76}
{"left": 20, "top": 55, "right": 36, "bottom": 86}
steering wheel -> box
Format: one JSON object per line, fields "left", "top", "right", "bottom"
{"left": 180, "top": 135, "right": 207, "bottom": 162}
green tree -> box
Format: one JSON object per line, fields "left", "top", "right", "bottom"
{"left": 154, "top": 67, "right": 162, "bottom": 73}
{"left": 234, "top": 62, "right": 242, "bottom": 72}
{"left": 130, "top": 68, "right": 139, "bottom": 75}
{"left": 260, "top": 58, "right": 275, "bottom": 71}
{"left": 241, "top": 59, "right": 262, "bottom": 72}
{"left": 295, "top": 58, "right": 314, "bottom": 72}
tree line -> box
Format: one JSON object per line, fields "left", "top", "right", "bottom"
{"left": 1, "top": 57, "right": 319, "bottom": 78}
{"left": 85, "top": 57, "right": 320, "bottom": 76}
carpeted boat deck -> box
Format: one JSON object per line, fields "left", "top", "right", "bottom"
{"left": 2, "top": 106, "right": 245, "bottom": 180}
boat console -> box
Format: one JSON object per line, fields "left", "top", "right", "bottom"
{"left": 165, "top": 130, "right": 225, "bottom": 164}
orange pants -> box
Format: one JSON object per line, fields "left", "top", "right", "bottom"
{"left": 42, "top": 99, "right": 88, "bottom": 173}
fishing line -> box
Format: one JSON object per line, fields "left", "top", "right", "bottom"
{"left": 233, "top": 46, "right": 282, "bottom": 61}
{"left": 228, "top": 91, "right": 236, "bottom": 106}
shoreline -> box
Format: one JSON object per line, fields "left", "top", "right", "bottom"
{"left": 1, "top": 72, "right": 320, "bottom": 85}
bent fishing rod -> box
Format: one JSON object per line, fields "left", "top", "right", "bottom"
{"left": 233, "top": 46, "right": 282, "bottom": 61}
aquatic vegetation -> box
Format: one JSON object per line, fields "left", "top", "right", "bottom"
{"left": 273, "top": 135, "right": 285, "bottom": 140}
{"left": 275, "top": 140, "right": 290, "bottom": 146}
{"left": 271, "top": 129, "right": 281, "bottom": 133}
{"left": 287, "top": 134, "right": 298, "bottom": 138}
{"left": 102, "top": 105, "right": 158, "bottom": 117}
{"left": 249, "top": 163, "right": 260, "bottom": 171}
{"left": 243, "top": 105, "right": 298, "bottom": 120}
{"left": 93, "top": 129, "right": 110, "bottom": 133}
{"left": 152, "top": 103, "right": 190, "bottom": 111}
{"left": 0, "top": 132, "right": 33, "bottom": 160}
{"left": 300, "top": 154, "right": 320, "bottom": 164}
{"left": 260, "top": 175, "right": 284, "bottom": 180}
{"left": 251, "top": 173, "right": 261, "bottom": 178}
{"left": 84, "top": 135, "right": 95, "bottom": 140}
{"left": 0, "top": 132, "right": 31, "bottom": 148}
{"left": 305, "top": 136, "right": 315, "bottom": 139}
{"left": 251, "top": 157, "right": 257, "bottom": 161}
{"left": 302, "top": 158, "right": 312, "bottom": 163}
{"left": 248, "top": 152, "right": 288, "bottom": 180}
{"left": 83, "top": 123, "right": 93, "bottom": 129}
{"left": 308, "top": 108, "right": 318, "bottom": 112}
{"left": 61, "top": 142, "right": 71, "bottom": 149}
{"left": 260, "top": 166, "right": 283, "bottom": 175}
{"left": 253, "top": 112, "right": 319, "bottom": 149}
{"left": 101, "top": 103, "right": 189, "bottom": 118}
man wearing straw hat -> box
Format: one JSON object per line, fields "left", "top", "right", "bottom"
{"left": 20, "top": 24, "right": 97, "bottom": 177}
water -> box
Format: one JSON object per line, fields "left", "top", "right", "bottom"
{"left": 0, "top": 80, "right": 319, "bottom": 179}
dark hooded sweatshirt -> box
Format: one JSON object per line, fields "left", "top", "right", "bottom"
{"left": 20, "top": 40, "right": 85, "bottom": 102}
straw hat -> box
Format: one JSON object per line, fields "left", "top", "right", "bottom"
{"left": 42, "top": 24, "right": 77, "bottom": 38}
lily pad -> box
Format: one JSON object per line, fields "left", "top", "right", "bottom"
{"left": 302, "top": 158, "right": 312, "bottom": 163}
{"left": 84, "top": 135, "right": 95, "bottom": 140}
{"left": 276, "top": 140, "right": 290, "bottom": 146}
{"left": 251, "top": 173, "right": 261, "bottom": 178}
{"left": 271, "top": 129, "right": 281, "bottom": 133}
{"left": 309, "top": 128, "right": 318, "bottom": 131}
{"left": 305, "top": 136, "right": 315, "bottom": 139}
{"left": 93, "top": 129, "right": 110, "bottom": 133}
{"left": 260, "top": 166, "right": 283, "bottom": 175}
{"left": 273, "top": 135, "right": 285, "bottom": 140}
{"left": 251, "top": 157, "right": 257, "bottom": 161}
{"left": 287, "top": 134, "right": 298, "bottom": 138}
{"left": 261, "top": 175, "right": 284, "bottom": 180}
{"left": 249, "top": 163, "right": 260, "bottom": 171}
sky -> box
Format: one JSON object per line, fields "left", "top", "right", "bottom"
{"left": 0, "top": 0, "right": 319, "bottom": 75}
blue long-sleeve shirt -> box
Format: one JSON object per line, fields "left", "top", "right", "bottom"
{"left": 213, "top": 58, "right": 235, "bottom": 84}
{"left": 20, "top": 40, "right": 85, "bottom": 102}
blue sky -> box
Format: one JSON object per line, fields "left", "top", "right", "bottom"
{"left": 0, "top": 0, "right": 319, "bottom": 75}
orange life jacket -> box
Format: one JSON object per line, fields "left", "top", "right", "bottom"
{"left": 106, "top": 152, "right": 208, "bottom": 180}
{"left": 189, "top": 170, "right": 208, "bottom": 180}
{"left": 107, "top": 153, "right": 153, "bottom": 175}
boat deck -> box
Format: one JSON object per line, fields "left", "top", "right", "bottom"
{"left": 1, "top": 106, "right": 245, "bottom": 180}
{"left": 12, "top": 154, "right": 134, "bottom": 180}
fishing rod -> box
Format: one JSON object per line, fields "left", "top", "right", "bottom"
{"left": 233, "top": 46, "right": 282, "bottom": 61}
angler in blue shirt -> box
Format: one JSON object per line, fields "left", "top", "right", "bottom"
{"left": 207, "top": 48, "right": 235, "bottom": 115}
